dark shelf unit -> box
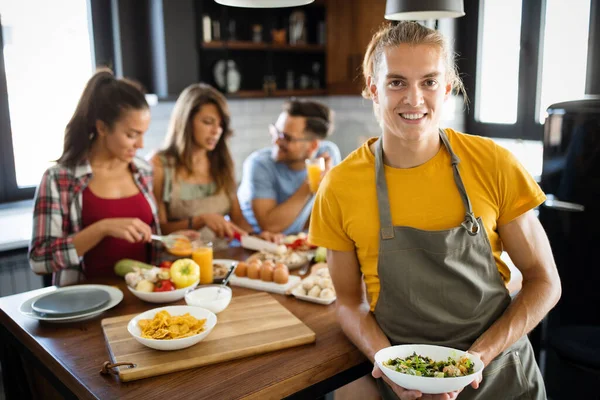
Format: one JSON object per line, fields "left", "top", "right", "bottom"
{"left": 195, "top": 0, "right": 327, "bottom": 98}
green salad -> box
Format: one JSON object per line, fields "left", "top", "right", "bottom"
{"left": 383, "top": 352, "right": 474, "bottom": 378}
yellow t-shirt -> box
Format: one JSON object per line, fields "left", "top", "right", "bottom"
{"left": 308, "top": 128, "right": 546, "bottom": 311}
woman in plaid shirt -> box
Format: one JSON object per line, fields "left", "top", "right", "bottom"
{"left": 29, "top": 69, "right": 161, "bottom": 286}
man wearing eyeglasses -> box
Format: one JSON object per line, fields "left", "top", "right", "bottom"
{"left": 238, "top": 99, "right": 342, "bottom": 234}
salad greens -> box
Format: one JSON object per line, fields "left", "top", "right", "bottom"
{"left": 383, "top": 352, "right": 474, "bottom": 378}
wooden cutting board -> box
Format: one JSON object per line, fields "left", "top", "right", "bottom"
{"left": 101, "top": 292, "right": 316, "bottom": 382}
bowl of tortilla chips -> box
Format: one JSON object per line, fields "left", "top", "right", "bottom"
{"left": 127, "top": 305, "right": 217, "bottom": 351}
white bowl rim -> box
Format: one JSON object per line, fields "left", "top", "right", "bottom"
{"left": 127, "top": 280, "right": 200, "bottom": 296}
{"left": 185, "top": 285, "right": 232, "bottom": 308}
{"left": 127, "top": 305, "right": 216, "bottom": 343}
{"left": 186, "top": 284, "right": 232, "bottom": 295}
{"left": 375, "top": 344, "right": 484, "bottom": 379}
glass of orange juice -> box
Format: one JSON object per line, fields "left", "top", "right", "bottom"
{"left": 305, "top": 157, "right": 325, "bottom": 193}
{"left": 192, "top": 241, "right": 213, "bottom": 284}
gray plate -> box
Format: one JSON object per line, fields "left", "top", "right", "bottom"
{"left": 31, "top": 288, "right": 111, "bottom": 316}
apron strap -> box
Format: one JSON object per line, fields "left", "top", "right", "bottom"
{"left": 438, "top": 129, "right": 480, "bottom": 236}
{"left": 374, "top": 130, "right": 480, "bottom": 239}
{"left": 374, "top": 138, "right": 395, "bottom": 240}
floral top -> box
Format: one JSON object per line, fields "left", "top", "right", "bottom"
{"left": 29, "top": 157, "right": 161, "bottom": 286}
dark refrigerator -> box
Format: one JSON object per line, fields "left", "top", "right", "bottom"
{"left": 537, "top": 96, "right": 600, "bottom": 398}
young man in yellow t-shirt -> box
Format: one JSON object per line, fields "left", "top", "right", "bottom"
{"left": 308, "top": 22, "right": 561, "bottom": 400}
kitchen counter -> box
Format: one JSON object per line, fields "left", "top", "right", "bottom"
{"left": 0, "top": 247, "right": 370, "bottom": 400}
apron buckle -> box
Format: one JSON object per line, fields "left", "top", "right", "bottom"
{"left": 381, "top": 227, "right": 395, "bottom": 239}
{"left": 461, "top": 213, "right": 480, "bottom": 236}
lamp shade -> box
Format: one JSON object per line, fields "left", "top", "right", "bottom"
{"left": 214, "top": 0, "right": 314, "bottom": 7}
{"left": 385, "top": 0, "right": 465, "bottom": 20}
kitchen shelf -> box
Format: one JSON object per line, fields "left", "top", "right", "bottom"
{"left": 228, "top": 89, "right": 327, "bottom": 98}
{"left": 202, "top": 41, "right": 325, "bottom": 53}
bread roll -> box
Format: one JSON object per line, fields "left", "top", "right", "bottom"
{"left": 302, "top": 278, "right": 315, "bottom": 291}
{"left": 317, "top": 277, "right": 333, "bottom": 289}
{"left": 308, "top": 285, "right": 322, "bottom": 298}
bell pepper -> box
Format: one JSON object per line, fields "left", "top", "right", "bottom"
{"left": 287, "top": 238, "right": 305, "bottom": 250}
{"left": 153, "top": 279, "right": 175, "bottom": 292}
{"left": 170, "top": 258, "right": 200, "bottom": 289}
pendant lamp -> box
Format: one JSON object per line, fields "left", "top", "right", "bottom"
{"left": 214, "top": 0, "right": 314, "bottom": 7}
{"left": 385, "top": 0, "right": 465, "bottom": 20}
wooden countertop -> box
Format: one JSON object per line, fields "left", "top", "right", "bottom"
{"left": 0, "top": 247, "right": 370, "bottom": 399}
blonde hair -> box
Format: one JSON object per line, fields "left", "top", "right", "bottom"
{"left": 362, "top": 21, "right": 466, "bottom": 102}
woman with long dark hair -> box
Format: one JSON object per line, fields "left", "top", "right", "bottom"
{"left": 29, "top": 68, "right": 161, "bottom": 286}
{"left": 151, "top": 83, "right": 279, "bottom": 247}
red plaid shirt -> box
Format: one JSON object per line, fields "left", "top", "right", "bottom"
{"left": 29, "top": 157, "right": 162, "bottom": 286}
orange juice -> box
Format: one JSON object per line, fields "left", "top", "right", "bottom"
{"left": 306, "top": 158, "right": 325, "bottom": 193}
{"left": 192, "top": 245, "right": 213, "bottom": 284}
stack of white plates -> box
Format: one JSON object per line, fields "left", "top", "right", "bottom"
{"left": 20, "top": 284, "right": 123, "bottom": 323}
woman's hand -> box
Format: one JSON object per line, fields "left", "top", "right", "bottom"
{"left": 372, "top": 365, "right": 462, "bottom": 400}
{"left": 257, "top": 231, "right": 284, "bottom": 243}
{"left": 200, "top": 214, "right": 247, "bottom": 239}
{"left": 100, "top": 218, "right": 152, "bottom": 243}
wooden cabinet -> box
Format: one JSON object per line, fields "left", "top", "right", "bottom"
{"left": 326, "top": 0, "right": 386, "bottom": 95}
{"left": 196, "top": 0, "right": 328, "bottom": 98}
{"left": 101, "top": 0, "right": 387, "bottom": 98}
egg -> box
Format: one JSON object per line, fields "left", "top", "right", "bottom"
{"left": 262, "top": 260, "right": 275, "bottom": 269}
{"left": 260, "top": 264, "right": 274, "bottom": 282}
{"left": 274, "top": 262, "right": 287, "bottom": 270}
{"left": 247, "top": 263, "right": 262, "bottom": 279}
{"left": 249, "top": 259, "right": 263, "bottom": 267}
{"left": 235, "top": 262, "right": 248, "bottom": 277}
{"left": 273, "top": 267, "right": 289, "bottom": 284}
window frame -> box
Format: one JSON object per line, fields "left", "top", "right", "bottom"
{"left": 0, "top": 17, "right": 36, "bottom": 203}
{"left": 458, "top": 0, "right": 595, "bottom": 141}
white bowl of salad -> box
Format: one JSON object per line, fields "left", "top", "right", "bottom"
{"left": 374, "top": 344, "right": 484, "bottom": 394}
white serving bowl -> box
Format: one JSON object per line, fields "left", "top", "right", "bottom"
{"left": 185, "top": 285, "right": 232, "bottom": 314}
{"left": 374, "top": 344, "right": 484, "bottom": 394}
{"left": 127, "top": 280, "right": 199, "bottom": 303}
{"left": 127, "top": 305, "right": 217, "bottom": 351}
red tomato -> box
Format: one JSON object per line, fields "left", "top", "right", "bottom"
{"left": 159, "top": 261, "right": 173, "bottom": 270}
{"left": 153, "top": 279, "right": 175, "bottom": 292}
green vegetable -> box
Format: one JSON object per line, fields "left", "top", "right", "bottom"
{"left": 314, "top": 247, "right": 327, "bottom": 263}
{"left": 382, "top": 352, "right": 474, "bottom": 378}
{"left": 114, "top": 259, "right": 154, "bottom": 277}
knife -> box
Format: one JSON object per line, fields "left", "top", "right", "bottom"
{"left": 239, "top": 234, "right": 282, "bottom": 253}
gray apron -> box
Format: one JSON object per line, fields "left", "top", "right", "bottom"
{"left": 373, "top": 131, "right": 546, "bottom": 399}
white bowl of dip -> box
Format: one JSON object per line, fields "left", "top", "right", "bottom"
{"left": 185, "top": 285, "right": 232, "bottom": 314}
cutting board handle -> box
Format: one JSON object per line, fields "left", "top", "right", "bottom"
{"left": 100, "top": 361, "right": 136, "bottom": 375}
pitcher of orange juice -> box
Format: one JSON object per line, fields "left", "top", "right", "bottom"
{"left": 192, "top": 241, "right": 213, "bottom": 284}
{"left": 306, "top": 157, "right": 325, "bottom": 193}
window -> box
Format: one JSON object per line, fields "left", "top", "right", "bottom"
{"left": 461, "top": 0, "right": 593, "bottom": 140}
{"left": 477, "top": 0, "right": 522, "bottom": 124}
{"left": 538, "top": 0, "right": 591, "bottom": 122}
{"left": 0, "top": 0, "right": 94, "bottom": 202}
